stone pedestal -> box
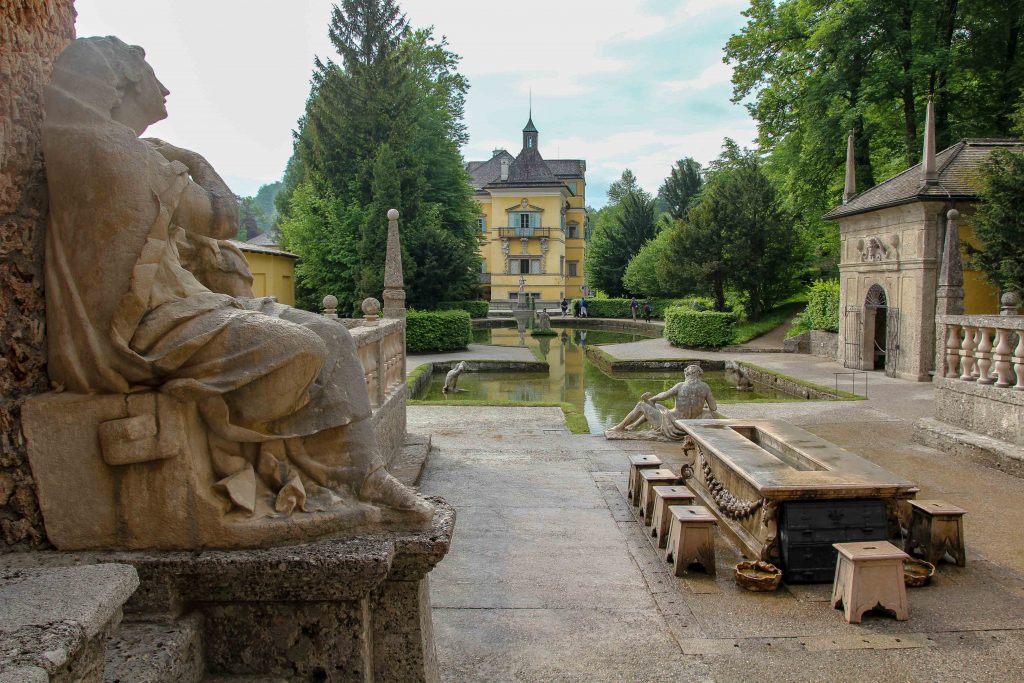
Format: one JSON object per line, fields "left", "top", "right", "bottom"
{"left": 0, "top": 500, "right": 454, "bottom": 683}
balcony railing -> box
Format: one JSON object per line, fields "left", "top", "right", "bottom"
{"left": 497, "top": 227, "right": 555, "bottom": 238}
{"left": 939, "top": 314, "right": 1024, "bottom": 389}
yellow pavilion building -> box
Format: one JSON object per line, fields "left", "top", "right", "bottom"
{"left": 465, "top": 116, "right": 587, "bottom": 307}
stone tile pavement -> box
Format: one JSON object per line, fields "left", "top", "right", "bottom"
{"left": 412, "top": 353, "right": 1024, "bottom": 681}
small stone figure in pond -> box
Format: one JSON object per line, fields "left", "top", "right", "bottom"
{"left": 606, "top": 364, "right": 717, "bottom": 440}
{"left": 442, "top": 361, "right": 468, "bottom": 393}
{"left": 536, "top": 309, "right": 551, "bottom": 330}
{"left": 724, "top": 360, "right": 753, "bottom": 391}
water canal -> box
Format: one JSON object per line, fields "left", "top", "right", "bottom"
{"left": 417, "top": 327, "right": 801, "bottom": 434}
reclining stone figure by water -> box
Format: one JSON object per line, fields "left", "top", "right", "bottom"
{"left": 604, "top": 364, "right": 717, "bottom": 441}
{"left": 24, "top": 36, "right": 431, "bottom": 550}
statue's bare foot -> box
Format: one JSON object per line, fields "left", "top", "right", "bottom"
{"left": 360, "top": 469, "right": 433, "bottom": 520}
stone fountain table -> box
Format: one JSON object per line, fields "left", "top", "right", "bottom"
{"left": 675, "top": 419, "right": 918, "bottom": 566}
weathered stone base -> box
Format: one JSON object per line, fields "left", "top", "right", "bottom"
{"left": 21, "top": 391, "right": 430, "bottom": 551}
{"left": 913, "top": 417, "right": 1024, "bottom": 479}
{"left": 603, "top": 429, "right": 681, "bottom": 443}
{"left": 0, "top": 500, "right": 453, "bottom": 683}
{"left": 0, "top": 564, "right": 139, "bottom": 682}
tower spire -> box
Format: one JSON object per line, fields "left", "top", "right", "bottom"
{"left": 843, "top": 130, "right": 856, "bottom": 204}
{"left": 922, "top": 94, "right": 938, "bottom": 185}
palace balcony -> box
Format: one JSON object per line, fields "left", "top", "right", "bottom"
{"left": 497, "top": 226, "right": 556, "bottom": 239}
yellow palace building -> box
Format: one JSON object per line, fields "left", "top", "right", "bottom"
{"left": 465, "top": 116, "right": 587, "bottom": 306}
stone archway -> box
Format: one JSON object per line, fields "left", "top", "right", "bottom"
{"left": 863, "top": 284, "right": 888, "bottom": 371}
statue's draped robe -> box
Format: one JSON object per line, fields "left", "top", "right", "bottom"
{"left": 42, "top": 80, "right": 370, "bottom": 448}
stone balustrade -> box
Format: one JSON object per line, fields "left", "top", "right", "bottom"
{"left": 939, "top": 314, "right": 1024, "bottom": 390}
{"left": 349, "top": 316, "right": 408, "bottom": 466}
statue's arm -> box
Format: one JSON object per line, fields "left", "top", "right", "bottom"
{"left": 145, "top": 139, "right": 238, "bottom": 239}
{"left": 705, "top": 387, "right": 717, "bottom": 412}
{"left": 648, "top": 384, "right": 680, "bottom": 404}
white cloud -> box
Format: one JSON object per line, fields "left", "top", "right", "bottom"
{"left": 549, "top": 122, "right": 759, "bottom": 200}
{"left": 661, "top": 62, "right": 733, "bottom": 93}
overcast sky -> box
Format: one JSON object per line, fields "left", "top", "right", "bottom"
{"left": 74, "top": 0, "right": 756, "bottom": 208}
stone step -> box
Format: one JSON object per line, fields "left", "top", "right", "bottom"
{"left": 104, "top": 615, "right": 203, "bottom": 683}
{"left": 203, "top": 677, "right": 289, "bottom": 682}
{"left": 388, "top": 432, "right": 432, "bottom": 487}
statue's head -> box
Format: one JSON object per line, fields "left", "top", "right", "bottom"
{"left": 49, "top": 36, "right": 169, "bottom": 135}
{"left": 684, "top": 364, "right": 704, "bottom": 381}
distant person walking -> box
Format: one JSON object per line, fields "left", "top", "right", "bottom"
{"left": 573, "top": 299, "right": 581, "bottom": 318}
{"left": 560, "top": 296, "right": 569, "bottom": 317}
{"left": 630, "top": 297, "right": 639, "bottom": 320}
{"left": 580, "top": 297, "right": 589, "bottom": 318}
{"left": 643, "top": 301, "right": 653, "bottom": 323}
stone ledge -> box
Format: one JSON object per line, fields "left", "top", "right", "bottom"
{"left": 0, "top": 499, "right": 454, "bottom": 613}
{"left": 0, "top": 564, "right": 139, "bottom": 682}
{"left": 913, "top": 417, "right": 1024, "bottom": 478}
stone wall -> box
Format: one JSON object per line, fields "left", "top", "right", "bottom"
{"left": 0, "top": 1, "right": 76, "bottom": 551}
{"left": 350, "top": 318, "right": 408, "bottom": 466}
{"left": 933, "top": 376, "right": 1024, "bottom": 447}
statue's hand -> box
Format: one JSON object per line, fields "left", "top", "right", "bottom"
{"left": 142, "top": 138, "right": 205, "bottom": 169}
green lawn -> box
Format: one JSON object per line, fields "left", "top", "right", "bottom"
{"left": 731, "top": 298, "right": 807, "bottom": 345}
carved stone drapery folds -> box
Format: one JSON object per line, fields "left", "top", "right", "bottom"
{"left": 501, "top": 238, "right": 510, "bottom": 274}
{"left": 539, "top": 238, "right": 549, "bottom": 274}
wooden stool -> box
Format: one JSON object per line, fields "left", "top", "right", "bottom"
{"left": 627, "top": 454, "right": 662, "bottom": 506}
{"left": 907, "top": 500, "right": 966, "bottom": 567}
{"left": 831, "top": 541, "right": 909, "bottom": 624}
{"left": 651, "top": 486, "right": 695, "bottom": 546}
{"left": 665, "top": 505, "right": 717, "bottom": 576}
{"left": 638, "top": 469, "right": 679, "bottom": 518}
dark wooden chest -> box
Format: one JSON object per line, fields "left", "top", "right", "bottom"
{"left": 779, "top": 499, "right": 889, "bottom": 583}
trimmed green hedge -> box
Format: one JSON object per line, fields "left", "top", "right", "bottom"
{"left": 434, "top": 300, "right": 489, "bottom": 318}
{"left": 571, "top": 297, "right": 715, "bottom": 319}
{"left": 664, "top": 308, "right": 736, "bottom": 348}
{"left": 406, "top": 309, "right": 472, "bottom": 353}
{"left": 790, "top": 280, "right": 840, "bottom": 336}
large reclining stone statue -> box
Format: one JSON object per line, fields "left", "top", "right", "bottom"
{"left": 23, "top": 36, "right": 431, "bottom": 550}
{"left": 604, "top": 364, "right": 718, "bottom": 441}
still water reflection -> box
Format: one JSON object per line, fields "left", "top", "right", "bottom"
{"left": 420, "top": 327, "right": 796, "bottom": 434}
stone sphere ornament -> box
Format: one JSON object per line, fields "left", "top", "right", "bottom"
{"left": 362, "top": 297, "right": 381, "bottom": 323}
{"left": 387, "top": 208, "right": 400, "bottom": 221}
{"left": 1000, "top": 291, "right": 1021, "bottom": 316}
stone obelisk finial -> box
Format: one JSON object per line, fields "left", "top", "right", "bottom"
{"left": 936, "top": 208, "right": 964, "bottom": 315}
{"left": 922, "top": 94, "right": 938, "bottom": 185}
{"left": 843, "top": 130, "right": 856, "bottom": 204}
{"left": 382, "top": 208, "right": 406, "bottom": 320}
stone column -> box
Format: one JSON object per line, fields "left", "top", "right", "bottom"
{"left": 382, "top": 209, "right": 406, "bottom": 321}
{"left": 0, "top": 0, "right": 76, "bottom": 550}
{"left": 936, "top": 209, "right": 965, "bottom": 316}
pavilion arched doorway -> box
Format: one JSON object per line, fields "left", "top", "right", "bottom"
{"left": 862, "top": 284, "right": 899, "bottom": 377}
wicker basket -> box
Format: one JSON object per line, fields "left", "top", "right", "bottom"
{"left": 903, "top": 558, "right": 935, "bottom": 587}
{"left": 735, "top": 560, "right": 782, "bottom": 591}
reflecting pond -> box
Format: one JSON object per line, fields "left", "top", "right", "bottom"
{"left": 419, "top": 327, "right": 801, "bottom": 434}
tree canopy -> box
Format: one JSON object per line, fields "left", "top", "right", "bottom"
{"left": 968, "top": 149, "right": 1024, "bottom": 296}
{"left": 278, "top": 0, "right": 480, "bottom": 313}
{"left": 658, "top": 157, "right": 703, "bottom": 220}
{"left": 585, "top": 189, "right": 657, "bottom": 297}
{"left": 725, "top": 0, "right": 1024, "bottom": 282}
{"left": 660, "top": 144, "right": 800, "bottom": 317}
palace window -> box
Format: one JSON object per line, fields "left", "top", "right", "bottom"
{"left": 510, "top": 258, "right": 541, "bottom": 275}
{"left": 508, "top": 211, "right": 539, "bottom": 229}
{"left": 567, "top": 260, "right": 578, "bottom": 277}
{"left": 477, "top": 216, "right": 487, "bottom": 233}
{"left": 566, "top": 222, "right": 579, "bottom": 239}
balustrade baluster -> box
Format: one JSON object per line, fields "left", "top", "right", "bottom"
{"left": 1014, "top": 332, "right": 1024, "bottom": 392}
{"left": 945, "top": 324, "right": 961, "bottom": 378}
{"left": 993, "top": 327, "right": 1015, "bottom": 388}
{"left": 976, "top": 327, "right": 994, "bottom": 384}
{"left": 959, "top": 325, "right": 977, "bottom": 381}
